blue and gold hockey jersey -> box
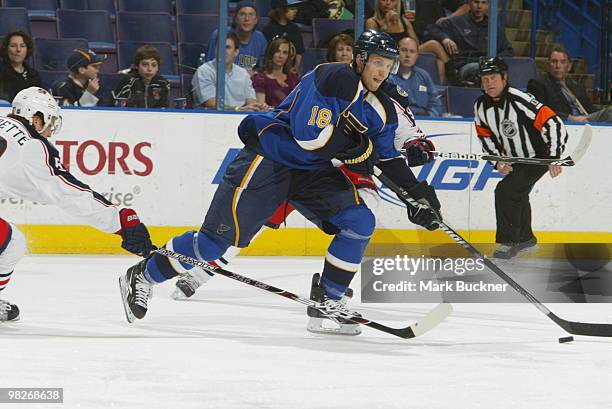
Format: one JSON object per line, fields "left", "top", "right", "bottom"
{"left": 238, "top": 63, "right": 418, "bottom": 170}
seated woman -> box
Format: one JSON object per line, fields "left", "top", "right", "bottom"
{"left": 326, "top": 33, "right": 354, "bottom": 64}
{"left": 366, "top": 0, "right": 448, "bottom": 83}
{"left": 0, "top": 30, "right": 42, "bottom": 103}
{"left": 251, "top": 37, "right": 300, "bottom": 108}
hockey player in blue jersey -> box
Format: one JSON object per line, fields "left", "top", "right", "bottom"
{"left": 119, "top": 30, "right": 442, "bottom": 331}
{"left": 170, "top": 79, "right": 439, "bottom": 334}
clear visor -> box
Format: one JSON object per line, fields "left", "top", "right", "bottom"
{"left": 365, "top": 54, "right": 401, "bottom": 76}
{"left": 45, "top": 115, "right": 63, "bottom": 136}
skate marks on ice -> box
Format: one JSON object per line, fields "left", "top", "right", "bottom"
{"left": 2, "top": 256, "right": 612, "bottom": 409}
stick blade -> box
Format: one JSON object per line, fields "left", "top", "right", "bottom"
{"left": 567, "top": 124, "right": 592, "bottom": 165}
{"left": 549, "top": 312, "right": 612, "bottom": 337}
{"left": 394, "top": 302, "right": 453, "bottom": 339}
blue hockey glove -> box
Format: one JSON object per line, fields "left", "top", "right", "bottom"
{"left": 117, "top": 208, "right": 154, "bottom": 256}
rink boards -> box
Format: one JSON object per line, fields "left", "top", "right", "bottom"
{"left": 0, "top": 106, "right": 610, "bottom": 255}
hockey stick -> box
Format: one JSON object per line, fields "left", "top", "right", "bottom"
{"left": 374, "top": 166, "right": 612, "bottom": 337}
{"left": 403, "top": 124, "right": 592, "bottom": 167}
{"left": 154, "top": 247, "right": 452, "bottom": 339}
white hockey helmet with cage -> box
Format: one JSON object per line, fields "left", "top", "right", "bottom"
{"left": 11, "top": 87, "right": 62, "bottom": 136}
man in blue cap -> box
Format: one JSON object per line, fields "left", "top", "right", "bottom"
{"left": 205, "top": 0, "right": 268, "bottom": 74}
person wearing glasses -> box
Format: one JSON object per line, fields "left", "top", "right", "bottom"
{"left": 205, "top": 0, "right": 268, "bottom": 75}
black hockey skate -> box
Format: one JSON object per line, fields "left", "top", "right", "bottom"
{"left": 171, "top": 269, "right": 214, "bottom": 300}
{"left": 493, "top": 237, "right": 538, "bottom": 260}
{"left": 119, "top": 258, "right": 153, "bottom": 323}
{"left": 174, "top": 276, "right": 198, "bottom": 299}
{"left": 306, "top": 273, "right": 361, "bottom": 336}
{"left": 0, "top": 299, "right": 19, "bottom": 322}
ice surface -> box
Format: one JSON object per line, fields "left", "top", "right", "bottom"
{"left": 1, "top": 255, "right": 611, "bottom": 409}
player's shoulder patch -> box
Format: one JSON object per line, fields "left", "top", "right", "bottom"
{"left": 379, "top": 81, "right": 410, "bottom": 111}
{"left": 395, "top": 84, "right": 408, "bottom": 97}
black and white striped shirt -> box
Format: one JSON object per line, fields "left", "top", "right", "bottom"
{"left": 474, "top": 87, "right": 568, "bottom": 158}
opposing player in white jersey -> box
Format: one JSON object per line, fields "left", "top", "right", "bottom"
{"left": 0, "top": 87, "right": 154, "bottom": 322}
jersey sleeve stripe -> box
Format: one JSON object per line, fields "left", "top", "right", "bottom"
{"left": 475, "top": 125, "right": 492, "bottom": 137}
{"left": 295, "top": 125, "right": 334, "bottom": 151}
{"left": 36, "top": 139, "right": 113, "bottom": 207}
{"left": 36, "top": 139, "right": 56, "bottom": 176}
{"left": 533, "top": 105, "right": 556, "bottom": 133}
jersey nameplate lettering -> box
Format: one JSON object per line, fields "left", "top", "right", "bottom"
{"left": 0, "top": 118, "right": 29, "bottom": 146}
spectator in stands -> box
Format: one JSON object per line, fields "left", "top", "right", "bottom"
{"left": 193, "top": 32, "right": 266, "bottom": 111}
{"left": 206, "top": 0, "right": 268, "bottom": 74}
{"left": 388, "top": 37, "right": 442, "bottom": 116}
{"left": 414, "top": 0, "right": 469, "bottom": 41}
{"left": 52, "top": 49, "right": 107, "bottom": 107}
{"left": 366, "top": 0, "right": 451, "bottom": 83}
{"left": 113, "top": 45, "right": 170, "bottom": 109}
{"left": 326, "top": 33, "right": 354, "bottom": 63}
{"left": 262, "top": 0, "right": 305, "bottom": 73}
{"left": 426, "top": 0, "right": 513, "bottom": 86}
{"left": 527, "top": 47, "right": 611, "bottom": 123}
{"left": 0, "top": 31, "right": 42, "bottom": 103}
{"left": 366, "top": 0, "right": 419, "bottom": 44}
{"left": 295, "top": 0, "right": 358, "bottom": 23}
{"left": 252, "top": 37, "right": 300, "bottom": 107}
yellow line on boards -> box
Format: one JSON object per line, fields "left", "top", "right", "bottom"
{"left": 17, "top": 225, "right": 612, "bottom": 257}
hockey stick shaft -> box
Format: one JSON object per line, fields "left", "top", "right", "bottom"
{"left": 407, "top": 124, "right": 592, "bottom": 167}
{"left": 431, "top": 151, "right": 576, "bottom": 166}
{"left": 154, "top": 247, "right": 451, "bottom": 339}
{"left": 374, "top": 166, "right": 612, "bottom": 337}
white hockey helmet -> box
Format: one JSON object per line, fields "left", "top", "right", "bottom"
{"left": 12, "top": 87, "right": 62, "bottom": 136}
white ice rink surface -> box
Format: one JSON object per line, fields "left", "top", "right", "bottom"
{"left": 1, "top": 255, "right": 611, "bottom": 409}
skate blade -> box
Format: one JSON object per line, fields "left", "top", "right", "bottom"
{"left": 118, "top": 276, "right": 136, "bottom": 324}
{"left": 170, "top": 287, "right": 190, "bottom": 301}
{"left": 307, "top": 317, "right": 361, "bottom": 336}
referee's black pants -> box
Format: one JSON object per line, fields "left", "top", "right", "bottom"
{"left": 494, "top": 164, "right": 548, "bottom": 244}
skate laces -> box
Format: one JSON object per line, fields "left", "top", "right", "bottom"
{"left": 134, "top": 274, "right": 152, "bottom": 308}
{"left": 322, "top": 298, "right": 351, "bottom": 318}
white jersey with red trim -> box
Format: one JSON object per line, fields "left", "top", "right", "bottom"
{"left": 0, "top": 115, "right": 121, "bottom": 233}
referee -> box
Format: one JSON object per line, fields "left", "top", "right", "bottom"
{"left": 474, "top": 57, "right": 568, "bottom": 259}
